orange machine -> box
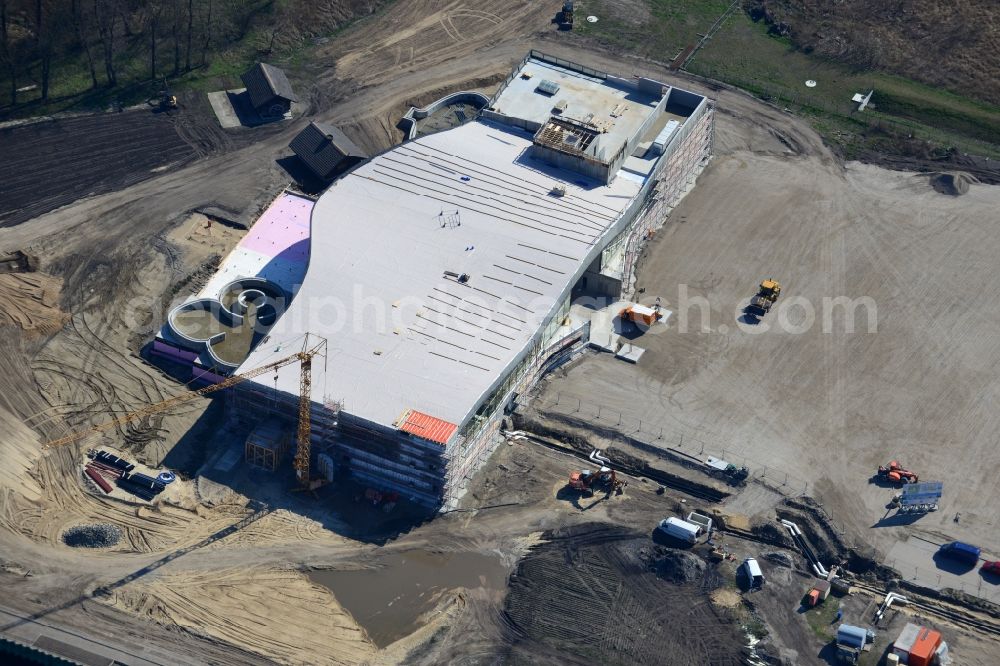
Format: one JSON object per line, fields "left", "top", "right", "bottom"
{"left": 893, "top": 623, "right": 944, "bottom": 666}
{"left": 619, "top": 304, "right": 662, "bottom": 326}
{"left": 568, "top": 449, "right": 625, "bottom": 496}
{"left": 877, "top": 460, "right": 918, "bottom": 485}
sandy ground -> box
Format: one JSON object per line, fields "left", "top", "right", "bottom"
{"left": 0, "top": 0, "right": 997, "bottom": 663}
{"left": 535, "top": 150, "right": 1000, "bottom": 563}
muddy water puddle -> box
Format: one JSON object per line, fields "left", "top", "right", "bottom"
{"left": 310, "top": 550, "right": 506, "bottom": 647}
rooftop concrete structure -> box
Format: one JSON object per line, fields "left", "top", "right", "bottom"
{"left": 490, "top": 58, "right": 662, "bottom": 158}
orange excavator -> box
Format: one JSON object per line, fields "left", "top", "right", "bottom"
{"left": 876, "top": 460, "right": 918, "bottom": 485}
{"left": 568, "top": 449, "right": 626, "bottom": 496}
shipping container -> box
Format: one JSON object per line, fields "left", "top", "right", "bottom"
{"left": 893, "top": 622, "right": 942, "bottom": 666}
{"left": 836, "top": 624, "right": 868, "bottom": 650}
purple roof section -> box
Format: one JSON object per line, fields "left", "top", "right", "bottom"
{"left": 241, "top": 193, "right": 312, "bottom": 263}
{"left": 197, "top": 192, "right": 314, "bottom": 296}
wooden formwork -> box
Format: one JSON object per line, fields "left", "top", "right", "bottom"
{"left": 245, "top": 422, "right": 290, "bottom": 471}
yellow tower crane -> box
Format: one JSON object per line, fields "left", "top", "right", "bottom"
{"left": 43, "top": 337, "right": 327, "bottom": 488}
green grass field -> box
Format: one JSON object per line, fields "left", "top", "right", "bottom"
{"left": 573, "top": 2, "right": 1000, "bottom": 160}
{"left": 571, "top": 0, "right": 733, "bottom": 62}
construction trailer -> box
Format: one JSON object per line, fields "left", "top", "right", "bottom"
{"left": 658, "top": 517, "right": 701, "bottom": 544}
{"left": 740, "top": 557, "right": 765, "bottom": 588}
{"left": 619, "top": 303, "right": 662, "bottom": 326}
{"left": 835, "top": 624, "right": 868, "bottom": 664}
{"left": 805, "top": 579, "right": 831, "bottom": 606}
{"left": 892, "top": 622, "right": 947, "bottom": 666}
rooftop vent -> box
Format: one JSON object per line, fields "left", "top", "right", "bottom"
{"left": 536, "top": 79, "right": 560, "bottom": 96}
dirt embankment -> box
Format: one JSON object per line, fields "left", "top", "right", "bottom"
{"left": 0, "top": 272, "right": 69, "bottom": 335}
{"left": 104, "top": 566, "right": 375, "bottom": 665}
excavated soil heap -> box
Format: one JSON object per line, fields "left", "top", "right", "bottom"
{"left": 500, "top": 523, "right": 744, "bottom": 664}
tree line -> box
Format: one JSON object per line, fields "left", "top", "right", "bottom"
{"left": 0, "top": 0, "right": 274, "bottom": 107}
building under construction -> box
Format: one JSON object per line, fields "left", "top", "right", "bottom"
{"left": 156, "top": 51, "right": 714, "bottom": 509}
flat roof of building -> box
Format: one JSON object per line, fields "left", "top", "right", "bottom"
{"left": 491, "top": 58, "right": 663, "bottom": 160}
{"left": 239, "top": 119, "right": 641, "bottom": 431}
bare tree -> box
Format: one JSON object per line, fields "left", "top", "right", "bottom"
{"left": 170, "top": 0, "right": 180, "bottom": 75}
{"left": 94, "top": 0, "right": 118, "bottom": 87}
{"left": 73, "top": 0, "right": 100, "bottom": 88}
{"left": 199, "top": 0, "right": 211, "bottom": 67}
{"left": 147, "top": 2, "right": 161, "bottom": 80}
{"left": 184, "top": 0, "right": 192, "bottom": 70}
{"left": 0, "top": 0, "right": 15, "bottom": 105}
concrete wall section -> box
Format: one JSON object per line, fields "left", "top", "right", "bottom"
{"left": 621, "top": 102, "right": 715, "bottom": 294}
{"left": 399, "top": 91, "right": 490, "bottom": 140}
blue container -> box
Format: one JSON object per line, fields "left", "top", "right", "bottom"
{"left": 836, "top": 624, "right": 867, "bottom": 649}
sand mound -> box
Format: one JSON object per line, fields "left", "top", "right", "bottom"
{"left": 103, "top": 567, "right": 374, "bottom": 665}
{"left": 929, "top": 171, "right": 978, "bottom": 196}
{"left": 0, "top": 272, "right": 69, "bottom": 335}
{"left": 0, "top": 404, "right": 43, "bottom": 502}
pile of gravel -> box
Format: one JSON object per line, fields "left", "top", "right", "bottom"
{"left": 62, "top": 523, "right": 123, "bottom": 548}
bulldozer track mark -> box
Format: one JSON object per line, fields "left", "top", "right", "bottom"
{"left": 449, "top": 9, "right": 504, "bottom": 25}
{"left": 439, "top": 15, "right": 463, "bottom": 43}
{"left": 0, "top": 112, "right": 198, "bottom": 228}
{"left": 504, "top": 524, "right": 744, "bottom": 662}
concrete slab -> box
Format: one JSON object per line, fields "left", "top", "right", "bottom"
{"left": 531, "top": 151, "right": 1000, "bottom": 580}
{"left": 886, "top": 534, "right": 1000, "bottom": 603}
{"left": 615, "top": 344, "right": 645, "bottom": 363}
{"left": 207, "top": 88, "right": 298, "bottom": 128}
{"left": 207, "top": 89, "right": 243, "bottom": 128}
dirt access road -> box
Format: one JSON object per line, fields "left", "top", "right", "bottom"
{"left": 0, "top": 0, "right": 997, "bottom": 663}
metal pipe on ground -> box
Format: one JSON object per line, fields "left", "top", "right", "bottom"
{"left": 84, "top": 466, "right": 114, "bottom": 494}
